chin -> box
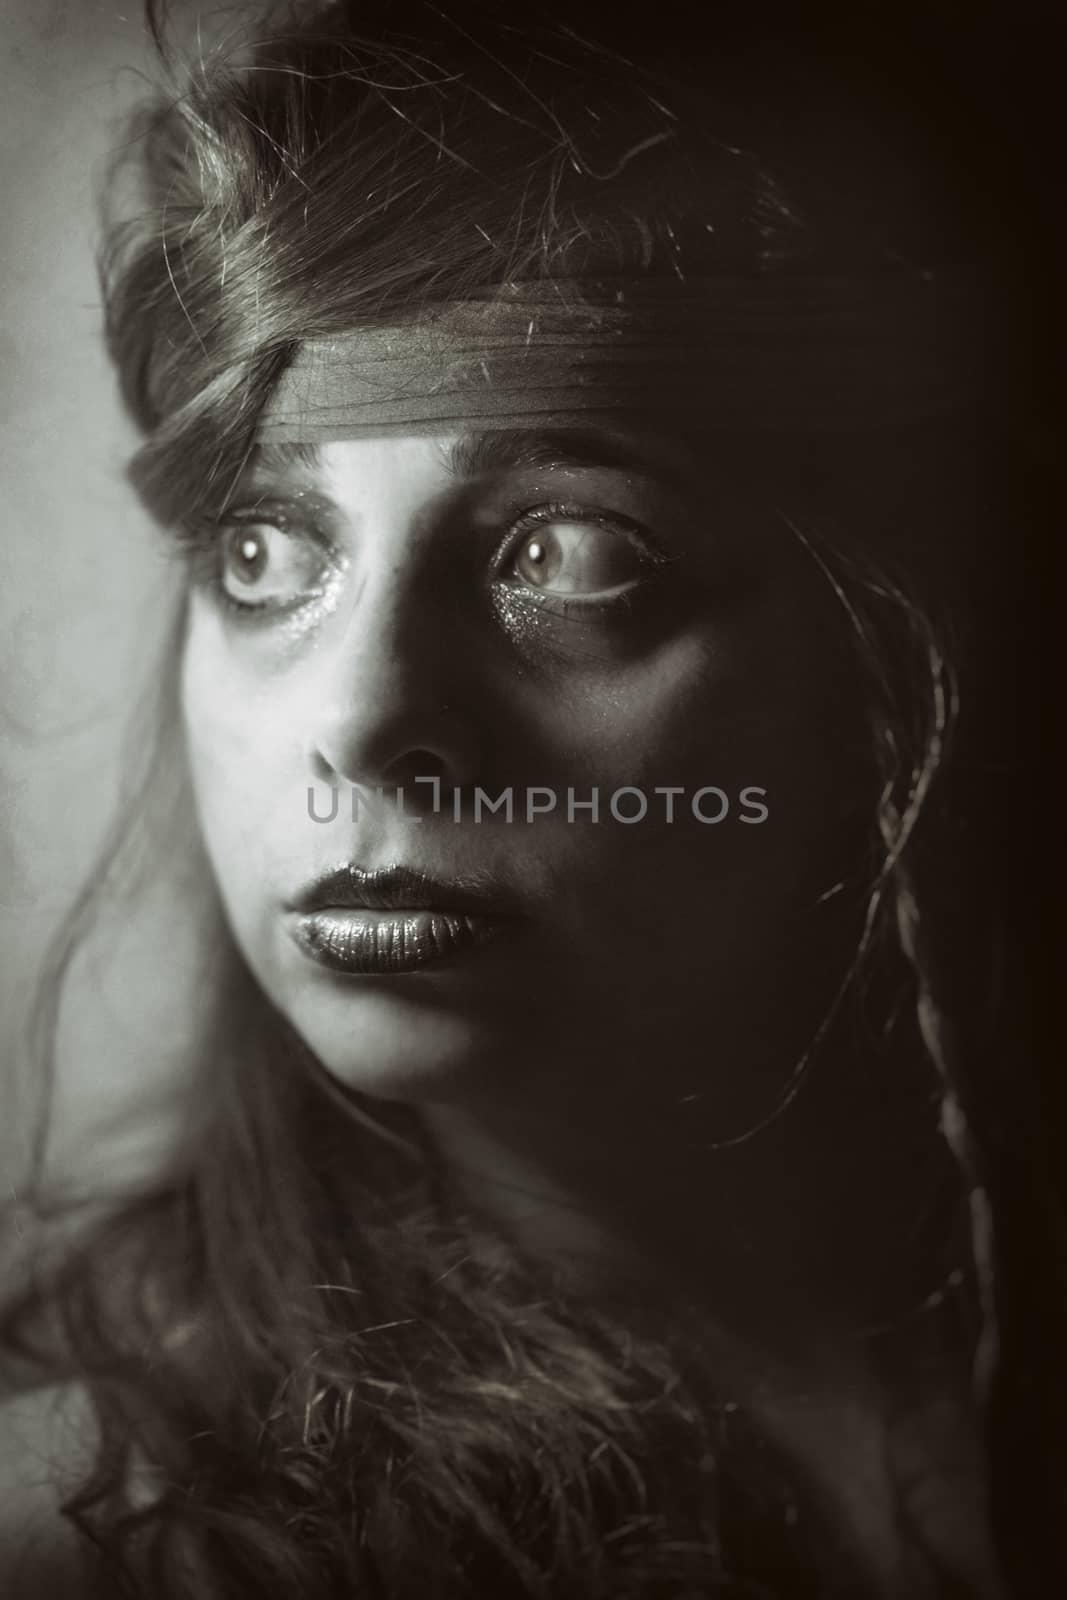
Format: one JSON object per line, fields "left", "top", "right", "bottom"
{"left": 287, "top": 987, "right": 513, "bottom": 1104}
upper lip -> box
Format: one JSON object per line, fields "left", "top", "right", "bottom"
{"left": 288, "top": 863, "right": 521, "bottom": 916}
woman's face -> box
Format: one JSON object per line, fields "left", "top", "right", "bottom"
{"left": 180, "top": 424, "right": 865, "bottom": 1131}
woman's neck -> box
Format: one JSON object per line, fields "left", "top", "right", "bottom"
{"left": 420, "top": 1079, "right": 1003, "bottom": 1595}
{"left": 421, "top": 1037, "right": 967, "bottom": 1351}
{"left": 424, "top": 1086, "right": 967, "bottom": 1373}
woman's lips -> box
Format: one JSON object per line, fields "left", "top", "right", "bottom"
{"left": 290, "top": 907, "right": 512, "bottom": 974}
{"left": 287, "top": 863, "right": 523, "bottom": 974}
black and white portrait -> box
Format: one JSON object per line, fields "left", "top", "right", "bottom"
{"left": 0, "top": 3, "right": 1055, "bottom": 1595}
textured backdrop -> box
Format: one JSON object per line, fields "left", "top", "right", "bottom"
{"left": 1, "top": 1, "right": 188, "bottom": 1194}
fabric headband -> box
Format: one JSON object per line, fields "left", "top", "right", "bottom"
{"left": 256, "top": 276, "right": 976, "bottom": 441}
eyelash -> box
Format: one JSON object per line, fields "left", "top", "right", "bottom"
{"left": 493, "top": 501, "right": 671, "bottom": 614}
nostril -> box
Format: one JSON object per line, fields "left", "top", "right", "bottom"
{"left": 310, "top": 699, "right": 485, "bottom": 795}
{"left": 371, "top": 753, "right": 456, "bottom": 819}
{"left": 388, "top": 751, "right": 449, "bottom": 790}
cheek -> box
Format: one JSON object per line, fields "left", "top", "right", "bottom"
{"left": 538, "top": 593, "right": 859, "bottom": 825}
{"left": 540, "top": 605, "right": 866, "bottom": 1092}
{"left": 179, "top": 610, "right": 296, "bottom": 926}
{"left": 543, "top": 589, "right": 866, "bottom": 957}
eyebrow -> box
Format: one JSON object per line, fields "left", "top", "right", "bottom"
{"left": 241, "top": 425, "right": 700, "bottom": 518}
{"left": 248, "top": 428, "right": 690, "bottom": 484}
{"left": 249, "top": 442, "right": 325, "bottom": 476}
{"left": 445, "top": 427, "right": 689, "bottom": 481}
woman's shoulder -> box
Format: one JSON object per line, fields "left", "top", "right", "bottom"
{"left": 0, "top": 1380, "right": 96, "bottom": 1594}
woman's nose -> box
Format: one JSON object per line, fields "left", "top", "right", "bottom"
{"left": 307, "top": 573, "right": 484, "bottom": 796}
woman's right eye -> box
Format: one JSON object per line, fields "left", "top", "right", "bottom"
{"left": 215, "top": 520, "right": 332, "bottom": 613}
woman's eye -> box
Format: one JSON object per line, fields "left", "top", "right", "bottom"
{"left": 505, "top": 512, "right": 654, "bottom": 600}
{"left": 218, "top": 521, "right": 328, "bottom": 611}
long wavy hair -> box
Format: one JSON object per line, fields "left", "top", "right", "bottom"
{"left": 3, "top": 3, "right": 1052, "bottom": 1595}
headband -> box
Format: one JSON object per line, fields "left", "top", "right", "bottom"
{"left": 256, "top": 275, "right": 975, "bottom": 441}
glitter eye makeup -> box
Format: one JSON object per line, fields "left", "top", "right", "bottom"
{"left": 461, "top": 447, "right": 703, "bottom": 640}
{"left": 496, "top": 503, "right": 667, "bottom": 603}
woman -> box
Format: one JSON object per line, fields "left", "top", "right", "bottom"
{"left": 0, "top": 2, "right": 1051, "bottom": 1595}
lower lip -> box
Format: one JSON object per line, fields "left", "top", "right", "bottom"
{"left": 290, "top": 909, "right": 513, "bottom": 975}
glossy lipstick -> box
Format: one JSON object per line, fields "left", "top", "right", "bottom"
{"left": 288, "top": 865, "right": 518, "bottom": 975}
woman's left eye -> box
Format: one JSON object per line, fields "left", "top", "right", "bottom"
{"left": 501, "top": 508, "right": 659, "bottom": 601}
